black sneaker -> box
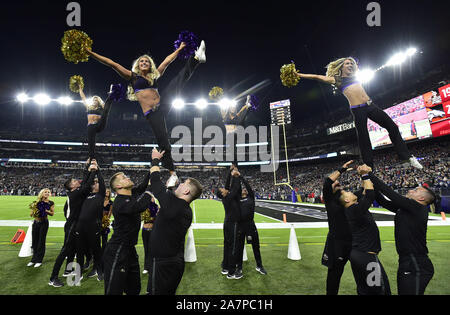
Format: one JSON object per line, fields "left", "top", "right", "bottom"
{"left": 226, "top": 273, "right": 235, "bottom": 280}
{"left": 97, "top": 272, "right": 104, "bottom": 282}
{"left": 221, "top": 269, "right": 229, "bottom": 275}
{"left": 256, "top": 266, "right": 267, "bottom": 275}
{"left": 48, "top": 278, "right": 64, "bottom": 288}
{"left": 233, "top": 270, "right": 243, "bottom": 279}
{"left": 87, "top": 269, "right": 98, "bottom": 278}
{"left": 227, "top": 270, "right": 243, "bottom": 280}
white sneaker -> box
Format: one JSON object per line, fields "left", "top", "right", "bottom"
{"left": 142, "top": 269, "right": 148, "bottom": 274}
{"left": 34, "top": 263, "right": 42, "bottom": 268}
{"left": 27, "top": 262, "right": 34, "bottom": 267}
{"left": 409, "top": 156, "right": 423, "bottom": 170}
{"left": 166, "top": 173, "right": 179, "bottom": 188}
{"left": 195, "top": 40, "right": 206, "bottom": 63}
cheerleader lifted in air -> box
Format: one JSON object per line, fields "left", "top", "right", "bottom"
{"left": 85, "top": 39, "right": 206, "bottom": 188}
{"left": 78, "top": 83, "right": 117, "bottom": 160}
{"left": 295, "top": 57, "right": 423, "bottom": 170}
{"left": 221, "top": 95, "right": 253, "bottom": 167}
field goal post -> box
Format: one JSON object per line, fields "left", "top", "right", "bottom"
{"left": 269, "top": 99, "right": 296, "bottom": 196}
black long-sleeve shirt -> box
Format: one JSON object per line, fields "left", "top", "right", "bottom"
{"left": 149, "top": 171, "right": 192, "bottom": 258}
{"left": 66, "top": 166, "right": 96, "bottom": 226}
{"left": 222, "top": 174, "right": 242, "bottom": 223}
{"left": 345, "top": 189, "right": 381, "bottom": 253}
{"left": 239, "top": 176, "right": 255, "bottom": 222}
{"left": 323, "top": 177, "right": 352, "bottom": 241}
{"left": 77, "top": 170, "right": 106, "bottom": 230}
{"left": 369, "top": 173, "right": 429, "bottom": 256}
{"left": 108, "top": 173, "right": 152, "bottom": 246}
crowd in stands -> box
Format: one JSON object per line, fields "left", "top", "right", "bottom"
{"left": 1, "top": 139, "right": 448, "bottom": 206}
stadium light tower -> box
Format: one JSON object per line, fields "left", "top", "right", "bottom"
{"left": 172, "top": 98, "right": 185, "bottom": 110}
{"left": 356, "top": 68, "right": 375, "bottom": 84}
{"left": 195, "top": 98, "right": 208, "bottom": 110}
{"left": 57, "top": 96, "right": 74, "bottom": 106}
{"left": 33, "top": 93, "right": 51, "bottom": 106}
{"left": 16, "top": 93, "right": 29, "bottom": 103}
{"left": 406, "top": 47, "right": 417, "bottom": 56}
{"left": 385, "top": 47, "right": 417, "bottom": 67}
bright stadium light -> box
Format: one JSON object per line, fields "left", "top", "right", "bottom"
{"left": 33, "top": 93, "right": 51, "bottom": 106}
{"left": 172, "top": 98, "right": 185, "bottom": 110}
{"left": 356, "top": 68, "right": 375, "bottom": 83}
{"left": 386, "top": 52, "right": 407, "bottom": 67}
{"left": 406, "top": 47, "right": 417, "bottom": 56}
{"left": 85, "top": 97, "right": 94, "bottom": 107}
{"left": 218, "top": 98, "right": 230, "bottom": 110}
{"left": 57, "top": 96, "right": 73, "bottom": 106}
{"left": 195, "top": 98, "right": 208, "bottom": 110}
{"left": 16, "top": 93, "right": 29, "bottom": 103}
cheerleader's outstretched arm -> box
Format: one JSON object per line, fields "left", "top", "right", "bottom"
{"left": 85, "top": 48, "right": 132, "bottom": 80}
{"left": 295, "top": 72, "right": 335, "bottom": 85}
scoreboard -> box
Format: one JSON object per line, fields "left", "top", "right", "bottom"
{"left": 270, "top": 99, "right": 292, "bottom": 126}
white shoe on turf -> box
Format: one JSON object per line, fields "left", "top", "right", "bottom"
{"left": 27, "top": 262, "right": 34, "bottom": 267}
{"left": 34, "top": 263, "right": 42, "bottom": 268}
{"left": 195, "top": 40, "right": 206, "bottom": 63}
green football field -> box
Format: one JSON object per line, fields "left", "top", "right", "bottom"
{"left": 0, "top": 196, "right": 449, "bottom": 295}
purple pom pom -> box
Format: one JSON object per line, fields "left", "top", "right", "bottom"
{"left": 149, "top": 202, "right": 159, "bottom": 217}
{"left": 174, "top": 31, "right": 199, "bottom": 60}
{"left": 109, "top": 83, "right": 127, "bottom": 102}
{"left": 249, "top": 95, "right": 260, "bottom": 111}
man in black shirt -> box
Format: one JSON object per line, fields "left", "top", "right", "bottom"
{"left": 235, "top": 170, "right": 266, "bottom": 275}
{"left": 49, "top": 160, "right": 96, "bottom": 288}
{"left": 147, "top": 149, "right": 203, "bottom": 295}
{"left": 321, "top": 161, "right": 353, "bottom": 295}
{"left": 217, "top": 167, "right": 243, "bottom": 279}
{"left": 368, "top": 170, "right": 435, "bottom": 295}
{"left": 75, "top": 159, "right": 106, "bottom": 281}
{"left": 103, "top": 168, "right": 152, "bottom": 295}
{"left": 338, "top": 165, "right": 391, "bottom": 295}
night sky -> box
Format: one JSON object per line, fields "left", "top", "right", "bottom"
{"left": 0, "top": 0, "right": 448, "bottom": 130}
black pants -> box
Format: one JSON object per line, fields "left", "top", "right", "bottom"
{"left": 31, "top": 219, "right": 49, "bottom": 264}
{"left": 103, "top": 243, "right": 141, "bottom": 295}
{"left": 351, "top": 103, "right": 410, "bottom": 168}
{"left": 237, "top": 221, "right": 263, "bottom": 269}
{"left": 142, "top": 228, "right": 153, "bottom": 271}
{"left": 321, "top": 235, "right": 352, "bottom": 295}
{"left": 87, "top": 97, "right": 113, "bottom": 159}
{"left": 147, "top": 254, "right": 185, "bottom": 295}
{"left": 51, "top": 222, "right": 77, "bottom": 280}
{"left": 397, "top": 254, "right": 434, "bottom": 295}
{"left": 349, "top": 249, "right": 391, "bottom": 295}
{"left": 75, "top": 223, "right": 103, "bottom": 273}
{"left": 145, "top": 57, "right": 200, "bottom": 172}
{"left": 222, "top": 221, "right": 242, "bottom": 274}
{"left": 223, "top": 107, "right": 250, "bottom": 166}
{"left": 101, "top": 230, "right": 109, "bottom": 252}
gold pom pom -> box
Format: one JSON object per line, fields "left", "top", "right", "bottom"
{"left": 280, "top": 63, "right": 300, "bottom": 88}
{"left": 61, "top": 29, "right": 93, "bottom": 64}
{"left": 209, "top": 86, "right": 224, "bottom": 101}
{"left": 69, "top": 75, "right": 84, "bottom": 93}
{"left": 29, "top": 201, "right": 39, "bottom": 218}
{"left": 141, "top": 209, "right": 153, "bottom": 224}
{"left": 101, "top": 215, "right": 110, "bottom": 230}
